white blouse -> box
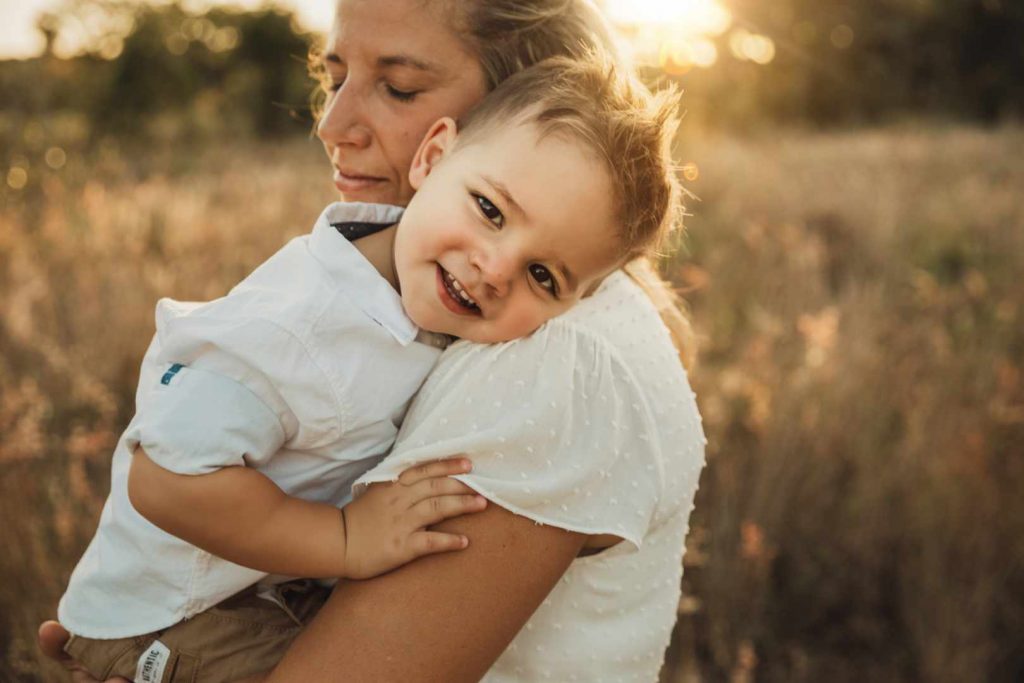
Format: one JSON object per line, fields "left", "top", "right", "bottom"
{"left": 355, "top": 270, "right": 706, "bottom": 682}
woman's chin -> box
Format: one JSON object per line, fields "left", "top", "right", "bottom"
{"left": 337, "top": 183, "right": 411, "bottom": 208}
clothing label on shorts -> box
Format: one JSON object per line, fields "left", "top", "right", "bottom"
{"left": 135, "top": 639, "right": 171, "bottom": 683}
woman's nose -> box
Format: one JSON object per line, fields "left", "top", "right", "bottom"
{"left": 317, "top": 84, "right": 372, "bottom": 149}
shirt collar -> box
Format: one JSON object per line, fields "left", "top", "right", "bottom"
{"left": 308, "top": 202, "right": 420, "bottom": 346}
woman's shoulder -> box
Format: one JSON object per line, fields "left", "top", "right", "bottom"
{"left": 537, "top": 270, "right": 689, "bottom": 402}
{"left": 549, "top": 270, "right": 678, "bottom": 365}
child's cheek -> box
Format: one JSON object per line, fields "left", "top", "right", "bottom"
{"left": 501, "top": 301, "right": 548, "bottom": 341}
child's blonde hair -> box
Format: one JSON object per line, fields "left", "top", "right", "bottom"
{"left": 457, "top": 56, "right": 693, "bottom": 363}
{"left": 446, "top": 0, "right": 697, "bottom": 368}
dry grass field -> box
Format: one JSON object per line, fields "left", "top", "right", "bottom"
{"left": 2, "top": 125, "right": 1022, "bottom": 681}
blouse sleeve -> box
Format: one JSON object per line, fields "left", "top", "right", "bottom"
{"left": 354, "top": 320, "right": 663, "bottom": 551}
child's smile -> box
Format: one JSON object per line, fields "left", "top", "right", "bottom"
{"left": 393, "top": 117, "right": 623, "bottom": 343}
{"left": 438, "top": 266, "right": 482, "bottom": 314}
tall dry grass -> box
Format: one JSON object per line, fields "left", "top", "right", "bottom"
{"left": 1, "top": 126, "right": 1022, "bottom": 681}
{"left": 671, "top": 125, "right": 1024, "bottom": 683}
{"left": 1, "top": 139, "right": 336, "bottom": 680}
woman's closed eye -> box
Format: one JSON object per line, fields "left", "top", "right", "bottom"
{"left": 385, "top": 84, "right": 420, "bottom": 102}
{"left": 529, "top": 264, "right": 559, "bottom": 296}
{"left": 473, "top": 193, "right": 505, "bottom": 228}
{"left": 326, "top": 76, "right": 345, "bottom": 93}
{"left": 322, "top": 74, "right": 419, "bottom": 102}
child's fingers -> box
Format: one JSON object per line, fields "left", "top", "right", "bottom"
{"left": 406, "top": 476, "right": 478, "bottom": 505}
{"left": 397, "top": 457, "right": 472, "bottom": 486}
{"left": 413, "top": 493, "right": 487, "bottom": 527}
{"left": 408, "top": 530, "right": 470, "bottom": 557}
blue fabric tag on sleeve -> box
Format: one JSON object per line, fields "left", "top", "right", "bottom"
{"left": 160, "top": 363, "right": 184, "bottom": 386}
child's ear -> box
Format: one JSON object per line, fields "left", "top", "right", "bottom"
{"left": 408, "top": 117, "right": 458, "bottom": 191}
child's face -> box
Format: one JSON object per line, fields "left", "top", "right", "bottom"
{"left": 394, "top": 118, "right": 622, "bottom": 343}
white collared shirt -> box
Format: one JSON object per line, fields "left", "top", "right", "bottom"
{"left": 60, "top": 202, "right": 446, "bottom": 639}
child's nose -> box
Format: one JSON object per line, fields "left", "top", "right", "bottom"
{"left": 471, "top": 247, "right": 516, "bottom": 298}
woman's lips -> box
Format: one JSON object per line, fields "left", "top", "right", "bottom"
{"left": 435, "top": 265, "right": 481, "bottom": 316}
{"left": 333, "top": 168, "right": 386, "bottom": 194}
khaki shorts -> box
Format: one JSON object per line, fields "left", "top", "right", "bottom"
{"left": 65, "top": 580, "right": 331, "bottom": 683}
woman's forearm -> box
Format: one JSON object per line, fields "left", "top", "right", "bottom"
{"left": 128, "top": 447, "right": 349, "bottom": 577}
{"left": 265, "top": 503, "right": 586, "bottom": 682}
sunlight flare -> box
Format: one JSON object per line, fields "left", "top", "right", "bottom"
{"left": 604, "top": 0, "right": 733, "bottom": 70}
{"left": 605, "top": 0, "right": 732, "bottom": 36}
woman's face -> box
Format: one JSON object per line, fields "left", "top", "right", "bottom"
{"left": 318, "top": 0, "right": 489, "bottom": 207}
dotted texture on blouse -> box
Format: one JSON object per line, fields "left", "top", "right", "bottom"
{"left": 355, "top": 270, "right": 706, "bottom": 682}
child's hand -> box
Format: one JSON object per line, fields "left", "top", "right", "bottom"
{"left": 342, "top": 458, "right": 486, "bottom": 579}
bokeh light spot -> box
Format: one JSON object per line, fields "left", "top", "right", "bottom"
{"left": 98, "top": 36, "right": 123, "bottom": 60}
{"left": 7, "top": 167, "right": 28, "bottom": 190}
{"left": 682, "top": 162, "right": 700, "bottom": 181}
{"left": 165, "top": 33, "right": 189, "bottom": 56}
{"left": 831, "top": 25, "right": 855, "bottom": 49}
{"left": 730, "top": 30, "right": 776, "bottom": 64}
{"left": 691, "top": 39, "right": 718, "bottom": 67}
{"left": 207, "top": 27, "right": 240, "bottom": 53}
{"left": 45, "top": 147, "right": 68, "bottom": 170}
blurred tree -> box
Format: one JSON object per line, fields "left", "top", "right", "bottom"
{"left": 671, "top": 0, "right": 1024, "bottom": 127}
{"left": 0, "top": 0, "right": 316, "bottom": 147}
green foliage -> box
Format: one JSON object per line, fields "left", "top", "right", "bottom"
{"left": 0, "top": 0, "right": 317, "bottom": 148}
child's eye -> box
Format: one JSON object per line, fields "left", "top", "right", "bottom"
{"left": 473, "top": 194, "right": 505, "bottom": 228}
{"left": 529, "top": 264, "right": 558, "bottom": 296}
{"left": 386, "top": 84, "right": 419, "bottom": 102}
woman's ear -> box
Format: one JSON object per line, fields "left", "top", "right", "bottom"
{"left": 408, "top": 117, "right": 458, "bottom": 191}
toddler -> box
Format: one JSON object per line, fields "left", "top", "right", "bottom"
{"left": 58, "top": 55, "right": 681, "bottom": 682}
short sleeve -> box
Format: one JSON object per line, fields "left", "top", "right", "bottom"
{"left": 354, "top": 321, "right": 663, "bottom": 551}
{"left": 124, "top": 364, "right": 285, "bottom": 475}
{"left": 124, "top": 297, "right": 340, "bottom": 475}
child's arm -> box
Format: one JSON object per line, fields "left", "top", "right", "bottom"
{"left": 127, "top": 447, "right": 486, "bottom": 579}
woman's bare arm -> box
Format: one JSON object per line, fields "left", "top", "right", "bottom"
{"left": 265, "top": 502, "right": 587, "bottom": 682}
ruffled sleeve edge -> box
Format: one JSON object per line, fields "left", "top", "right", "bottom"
{"left": 355, "top": 470, "right": 644, "bottom": 552}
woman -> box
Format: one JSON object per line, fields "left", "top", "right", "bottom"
{"left": 41, "top": 1, "right": 705, "bottom": 680}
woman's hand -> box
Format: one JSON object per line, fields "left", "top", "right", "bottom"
{"left": 342, "top": 458, "right": 487, "bottom": 578}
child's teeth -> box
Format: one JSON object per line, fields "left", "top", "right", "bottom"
{"left": 446, "top": 271, "right": 478, "bottom": 308}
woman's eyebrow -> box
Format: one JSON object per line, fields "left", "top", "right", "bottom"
{"left": 322, "top": 53, "right": 436, "bottom": 73}
{"left": 378, "top": 55, "right": 438, "bottom": 72}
